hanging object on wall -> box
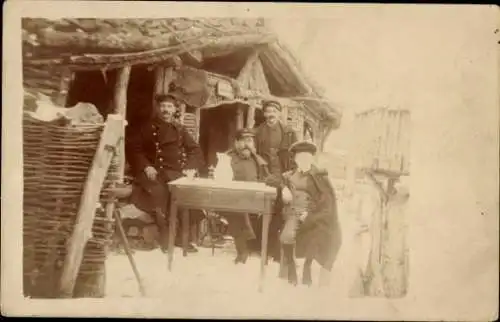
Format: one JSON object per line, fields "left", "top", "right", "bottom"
{"left": 169, "top": 66, "right": 210, "bottom": 108}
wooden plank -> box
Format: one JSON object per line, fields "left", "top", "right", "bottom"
{"left": 59, "top": 114, "right": 126, "bottom": 298}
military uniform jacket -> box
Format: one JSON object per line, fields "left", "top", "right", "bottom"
{"left": 226, "top": 148, "right": 270, "bottom": 182}
{"left": 126, "top": 117, "right": 205, "bottom": 182}
{"left": 255, "top": 121, "right": 298, "bottom": 175}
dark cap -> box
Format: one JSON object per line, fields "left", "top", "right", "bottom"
{"left": 154, "top": 93, "right": 178, "bottom": 104}
{"left": 262, "top": 99, "right": 282, "bottom": 112}
{"left": 289, "top": 140, "right": 317, "bottom": 155}
{"left": 235, "top": 128, "right": 255, "bottom": 140}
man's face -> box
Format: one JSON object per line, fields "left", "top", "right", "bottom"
{"left": 263, "top": 105, "right": 280, "bottom": 124}
{"left": 294, "top": 152, "right": 314, "bottom": 172}
{"left": 156, "top": 100, "right": 176, "bottom": 123}
{"left": 235, "top": 136, "right": 255, "bottom": 157}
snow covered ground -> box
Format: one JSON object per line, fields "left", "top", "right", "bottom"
{"left": 103, "top": 200, "right": 391, "bottom": 319}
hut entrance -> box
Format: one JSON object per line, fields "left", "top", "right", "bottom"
{"left": 199, "top": 104, "right": 241, "bottom": 168}
{"left": 66, "top": 69, "right": 117, "bottom": 112}
{"left": 65, "top": 65, "right": 156, "bottom": 127}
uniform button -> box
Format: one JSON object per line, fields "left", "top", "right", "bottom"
{"left": 153, "top": 132, "right": 157, "bottom": 136}
{"left": 159, "top": 157, "right": 163, "bottom": 161}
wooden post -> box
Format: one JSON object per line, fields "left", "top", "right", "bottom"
{"left": 55, "top": 67, "right": 73, "bottom": 107}
{"left": 59, "top": 115, "right": 126, "bottom": 298}
{"left": 247, "top": 105, "right": 256, "bottom": 128}
{"left": 236, "top": 105, "right": 244, "bottom": 130}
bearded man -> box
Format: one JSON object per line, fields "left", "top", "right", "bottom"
{"left": 126, "top": 94, "right": 205, "bottom": 253}
{"left": 221, "top": 128, "right": 270, "bottom": 264}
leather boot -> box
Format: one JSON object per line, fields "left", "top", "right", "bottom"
{"left": 152, "top": 208, "right": 169, "bottom": 253}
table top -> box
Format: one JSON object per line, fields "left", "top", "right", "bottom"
{"left": 168, "top": 177, "right": 277, "bottom": 194}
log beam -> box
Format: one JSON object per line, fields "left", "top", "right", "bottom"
{"left": 59, "top": 114, "right": 126, "bottom": 298}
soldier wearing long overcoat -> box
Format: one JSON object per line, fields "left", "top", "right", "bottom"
{"left": 125, "top": 94, "right": 205, "bottom": 252}
{"left": 265, "top": 141, "right": 342, "bottom": 285}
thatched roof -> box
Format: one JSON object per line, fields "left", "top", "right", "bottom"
{"left": 22, "top": 18, "right": 341, "bottom": 128}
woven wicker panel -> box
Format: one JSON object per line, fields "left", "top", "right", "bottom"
{"left": 23, "top": 115, "right": 119, "bottom": 298}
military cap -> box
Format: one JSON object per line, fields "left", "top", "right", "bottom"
{"left": 289, "top": 140, "right": 317, "bottom": 155}
{"left": 155, "top": 93, "right": 178, "bottom": 104}
{"left": 262, "top": 99, "right": 282, "bottom": 112}
{"left": 235, "top": 128, "right": 256, "bottom": 140}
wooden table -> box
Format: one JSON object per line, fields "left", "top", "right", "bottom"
{"left": 167, "top": 177, "right": 277, "bottom": 291}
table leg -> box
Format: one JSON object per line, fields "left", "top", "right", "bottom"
{"left": 259, "top": 213, "right": 271, "bottom": 292}
{"left": 168, "top": 198, "right": 177, "bottom": 271}
{"left": 182, "top": 208, "right": 190, "bottom": 257}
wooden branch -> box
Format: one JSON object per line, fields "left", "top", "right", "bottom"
{"left": 59, "top": 114, "right": 126, "bottom": 298}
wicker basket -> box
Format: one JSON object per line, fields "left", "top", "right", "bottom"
{"left": 23, "top": 115, "right": 120, "bottom": 298}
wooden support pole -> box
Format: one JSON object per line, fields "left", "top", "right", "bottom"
{"left": 59, "top": 115, "right": 126, "bottom": 298}
{"left": 247, "top": 105, "right": 256, "bottom": 128}
{"left": 236, "top": 105, "right": 244, "bottom": 130}
{"left": 113, "top": 65, "right": 131, "bottom": 181}
{"left": 55, "top": 67, "right": 73, "bottom": 107}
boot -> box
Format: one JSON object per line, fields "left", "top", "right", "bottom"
{"left": 283, "top": 245, "right": 297, "bottom": 286}
{"left": 152, "top": 208, "right": 169, "bottom": 253}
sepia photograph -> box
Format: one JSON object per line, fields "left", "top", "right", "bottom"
{"left": 2, "top": 2, "right": 499, "bottom": 320}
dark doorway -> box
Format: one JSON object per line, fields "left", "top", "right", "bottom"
{"left": 199, "top": 104, "right": 239, "bottom": 169}
{"left": 126, "top": 65, "right": 156, "bottom": 127}
{"left": 66, "top": 69, "right": 117, "bottom": 115}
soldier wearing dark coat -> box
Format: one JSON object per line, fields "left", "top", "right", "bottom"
{"left": 125, "top": 94, "right": 205, "bottom": 252}
{"left": 253, "top": 99, "right": 298, "bottom": 262}
{"left": 223, "top": 128, "right": 270, "bottom": 264}
{"left": 265, "top": 141, "right": 342, "bottom": 286}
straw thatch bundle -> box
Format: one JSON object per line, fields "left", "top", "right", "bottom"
{"left": 23, "top": 115, "right": 120, "bottom": 298}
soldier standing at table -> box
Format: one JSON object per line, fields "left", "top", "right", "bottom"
{"left": 253, "top": 99, "right": 298, "bottom": 262}
{"left": 224, "top": 128, "right": 270, "bottom": 264}
{"left": 126, "top": 94, "right": 205, "bottom": 253}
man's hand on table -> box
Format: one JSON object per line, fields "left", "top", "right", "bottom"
{"left": 144, "top": 166, "right": 158, "bottom": 181}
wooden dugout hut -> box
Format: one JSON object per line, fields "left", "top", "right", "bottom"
{"left": 23, "top": 18, "right": 342, "bottom": 166}
{"left": 22, "top": 18, "right": 342, "bottom": 297}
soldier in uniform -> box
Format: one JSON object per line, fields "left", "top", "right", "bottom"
{"left": 126, "top": 94, "right": 205, "bottom": 253}
{"left": 265, "top": 141, "right": 342, "bottom": 286}
{"left": 253, "top": 99, "right": 298, "bottom": 263}
{"left": 224, "top": 128, "right": 270, "bottom": 264}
